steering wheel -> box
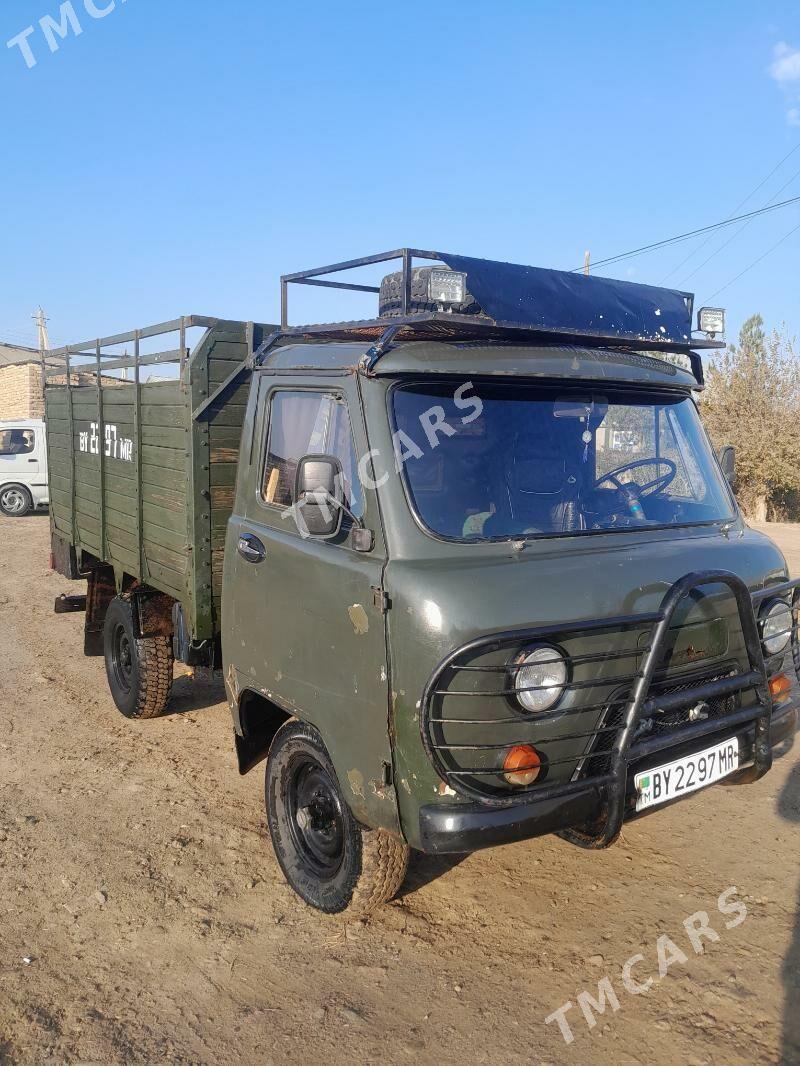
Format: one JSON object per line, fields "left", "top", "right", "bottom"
{"left": 594, "top": 458, "right": 677, "bottom": 499}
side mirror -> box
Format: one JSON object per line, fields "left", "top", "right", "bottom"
{"left": 294, "top": 454, "right": 344, "bottom": 538}
{"left": 718, "top": 445, "right": 736, "bottom": 486}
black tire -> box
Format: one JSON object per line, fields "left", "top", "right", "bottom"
{"left": 266, "top": 720, "right": 409, "bottom": 915}
{"left": 103, "top": 596, "right": 173, "bottom": 719}
{"left": 378, "top": 266, "right": 483, "bottom": 318}
{"left": 0, "top": 485, "right": 33, "bottom": 517}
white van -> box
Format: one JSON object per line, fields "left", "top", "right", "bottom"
{"left": 0, "top": 419, "right": 49, "bottom": 516}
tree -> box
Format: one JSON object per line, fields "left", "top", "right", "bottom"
{"left": 699, "top": 314, "right": 800, "bottom": 522}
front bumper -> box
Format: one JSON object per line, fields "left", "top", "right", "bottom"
{"left": 418, "top": 700, "right": 797, "bottom": 854}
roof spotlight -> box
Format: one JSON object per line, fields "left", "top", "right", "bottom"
{"left": 697, "top": 306, "right": 725, "bottom": 337}
{"left": 427, "top": 269, "right": 467, "bottom": 308}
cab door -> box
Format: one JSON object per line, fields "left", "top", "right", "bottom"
{"left": 225, "top": 374, "right": 399, "bottom": 832}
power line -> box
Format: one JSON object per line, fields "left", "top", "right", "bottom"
{"left": 575, "top": 194, "right": 800, "bottom": 274}
{"left": 678, "top": 160, "right": 800, "bottom": 286}
{"left": 659, "top": 140, "right": 800, "bottom": 283}
{"left": 0, "top": 330, "right": 40, "bottom": 348}
{"left": 702, "top": 219, "right": 800, "bottom": 302}
{"left": 0, "top": 325, "right": 64, "bottom": 347}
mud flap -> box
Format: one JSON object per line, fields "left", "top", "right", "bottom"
{"left": 84, "top": 567, "right": 116, "bottom": 656}
{"left": 54, "top": 594, "right": 87, "bottom": 614}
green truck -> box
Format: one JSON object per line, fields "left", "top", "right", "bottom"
{"left": 46, "top": 249, "right": 798, "bottom": 915}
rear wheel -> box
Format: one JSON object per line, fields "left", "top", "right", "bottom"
{"left": 103, "top": 596, "right": 173, "bottom": 719}
{"left": 0, "top": 486, "right": 32, "bottom": 517}
{"left": 266, "top": 720, "right": 409, "bottom": 915}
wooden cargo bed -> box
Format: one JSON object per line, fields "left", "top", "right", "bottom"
{"left": 44, "top": 316, "right": 276, "bottom": 643}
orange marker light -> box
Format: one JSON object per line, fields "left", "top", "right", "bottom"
{"left": 503, "top": 744, "right": 542, "bottom": 787}
{"left": 769, "top": 673, "right": 792, "bottom": 701}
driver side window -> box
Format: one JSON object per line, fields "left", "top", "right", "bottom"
{"left": 261, "top": 391, "right": 365, "bottom": 519}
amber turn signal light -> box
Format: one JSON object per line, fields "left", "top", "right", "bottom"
{"left": 503, "top": 744, "right": 542, "bottom": 787}
{"left": 769, "top": 673, "right": 792, "bottom": 702}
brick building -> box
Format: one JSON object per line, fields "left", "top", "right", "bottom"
{"left": 0, "top": 342, "right": 45, "bottom": 420}
{"left": 1, "top": 342, "right": 131, "bottom": 421}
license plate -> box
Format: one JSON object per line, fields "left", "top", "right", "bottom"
{"left": 634, "top": 736, "right": 740, "bottom": 812}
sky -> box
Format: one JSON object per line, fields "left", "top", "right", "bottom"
{"left": 0, "top": 0, "right": 798, "bottom": 355}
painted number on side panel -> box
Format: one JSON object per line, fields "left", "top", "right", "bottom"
{"left": 79, "top": 423, "right": 134, "bottom": 463}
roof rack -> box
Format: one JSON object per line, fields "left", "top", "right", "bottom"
{"left": 280, "top": 248, "right": 442, "bottom": 326}
{"left": 279, "top": 249, "right": 724, "bottom": 378}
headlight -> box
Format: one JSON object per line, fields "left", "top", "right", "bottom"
{"left": 513, "top": 645, "right": 567, "bottom": 713}
{"left": 760, "top": 600, "right": 793, "bottom": 656}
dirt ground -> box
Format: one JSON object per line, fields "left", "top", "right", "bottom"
{"left": 0, "top": 515, "right": 798, "bottom": 1065}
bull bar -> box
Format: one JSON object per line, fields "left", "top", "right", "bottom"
{"left": 419, "top": 570, "right": 800, "bottom": 852}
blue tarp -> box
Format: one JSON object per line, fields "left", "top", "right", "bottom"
{"left": 438, "top": 253, "right": 693, "bottom": 346}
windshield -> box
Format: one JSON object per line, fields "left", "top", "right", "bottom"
{"left": 392, "top": 382, "right": 735, "bottom": 540}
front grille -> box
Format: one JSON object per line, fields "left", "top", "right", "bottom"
{"left": 421, "top": 573, "right": 799, "bottom": 847}
{"left": 579, "top": 666, "right": 740, "bottom": 781}
{"left": 421, "top": 616, "right": 659, "bottom": 802}
{"left": 422, "top": 623, "right": 752, "bottom": 802}
{"left": 424, "top": 645, "right": 757, "bottom": 802}
{"left": 421, "top": 578, "right": 799, "bottom": 805}
{"left": 636, "top": 668, "right": 739, "bottom": 739}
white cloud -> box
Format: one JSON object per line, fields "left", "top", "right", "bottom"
{"left": 769, "top": 43, "right": 800, "bottom": 126}
{"left": 770, "top": 42, "right": 800, "bottom": 84}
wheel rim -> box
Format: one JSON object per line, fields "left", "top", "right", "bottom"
{"left": 287, "top": 759, "right": 345, "bottom": 879}
{"left": 1, "top": 488, "right": 27, "bottom": 514}
{"left": 111, "top": 622, "right": 134, "bottom": 694}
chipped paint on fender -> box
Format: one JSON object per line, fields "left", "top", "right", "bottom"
{"left": 347, "top": 603, "right": 369, "bottom": 635}
{"left": 225, "top": 663, "right": 239, "bottom": 703}
{"left": 347, "top": 768, "right": 365, "bottom": 799}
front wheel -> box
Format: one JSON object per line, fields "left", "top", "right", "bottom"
{"left": 103, "top": 596, "right": 173, "bottom": 719}
{"left": 266, "top": 720, "right": 409, "bottom": 915}
{"left": 0, "top": 486, "right": 32, "bottom": 517}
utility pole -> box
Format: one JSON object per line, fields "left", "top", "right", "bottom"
{"left": 33, "top": 306, "right": 50, "bottom": 353}
{"left": 33, "top": 306, "right": 51, "bottom": 402}
{"left": 583, "top": 251, "right": 591, "bottom": 276}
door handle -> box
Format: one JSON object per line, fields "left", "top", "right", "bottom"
{"left": 237, "top": 532, "right": 266, "bottom": 563}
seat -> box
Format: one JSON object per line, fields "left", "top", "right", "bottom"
{"left": 484, "top": 453, "right": 583, "bottom": 536}
{"left": 412, "top": 438, "right": 497, "bottom": 538}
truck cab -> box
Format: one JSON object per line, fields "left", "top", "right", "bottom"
{"left": 0, "top": 418, "right": 49, "bottom": 516}
{"left": 46, "top": 251, "right": 799, "bottom": 916}
{"left": 223, "top": 253, "right": 798, "bottom": 912}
